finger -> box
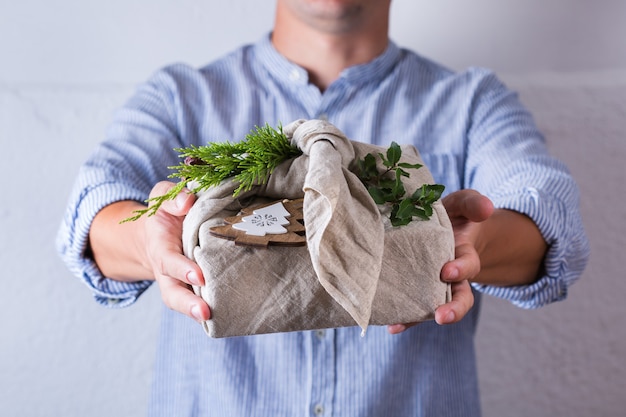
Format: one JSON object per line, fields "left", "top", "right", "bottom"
{"left": 441, "top": 242, "right": 481, "bottom": 283}
{"left": 151, "top": 251, "right": 206, "bottom": 287}
{"left": 157, "top": 274, "right": 211, "bottom": 322}
{"left": 387, "top": 322, "right": 419, "bottom": 335}
{"left": 150, "top": 180, "right": 196, "bottom": 217}
{"left": 443, "top": 190, "right": 494, "bottom": 222}
{"left": 435, "top": 280, "right": 474, "bottom": 325}
{"left": 387, "top": 324, "right": 406, "bottom": 334}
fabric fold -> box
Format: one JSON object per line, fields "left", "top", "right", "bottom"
{"left": 286, "top": 120, "right": 385, "bottom": 331}
{"left": 285, "top": 119, "right": 384, "bottom": 333}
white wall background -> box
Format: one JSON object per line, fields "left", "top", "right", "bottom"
{"left": 1, "top": 1, "right": 624, "bottom": 416}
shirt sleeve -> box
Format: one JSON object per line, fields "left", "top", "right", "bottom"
{"left": 464, "top": 70, "right": 590, "bottom": 308}
{"left": 56, "top": 66, "right": 192, "bottom": 307}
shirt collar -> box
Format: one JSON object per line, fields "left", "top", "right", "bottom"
{"left": 254, "top": 33, "right": 401, "bottom": 89}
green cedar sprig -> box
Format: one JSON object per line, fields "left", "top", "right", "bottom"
{"left": 356, "top": 141, "right": 445, "bottom": 227}
{"left": 121, "top": 123, "right": 301, "bottom": 223}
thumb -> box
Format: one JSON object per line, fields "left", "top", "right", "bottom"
{"left": 150, "top": 181, "right": 196, "bottom": 216}
{"left": 443, "top": 189, "right": 493, "bottom": 222}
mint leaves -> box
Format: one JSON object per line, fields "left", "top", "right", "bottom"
{"left": 356, "top": 142, "right": 445, "bottom": 227}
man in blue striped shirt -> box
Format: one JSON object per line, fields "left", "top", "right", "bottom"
{"left": 57, "top": 1, "right": 589, "bottom": 415}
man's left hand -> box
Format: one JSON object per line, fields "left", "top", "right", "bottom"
{"left": 388, "top": 189, "right": 493, "bottom": 334}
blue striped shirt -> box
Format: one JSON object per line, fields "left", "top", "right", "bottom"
{"left": 56, "top": 34, "right": 589, "bottom": 417}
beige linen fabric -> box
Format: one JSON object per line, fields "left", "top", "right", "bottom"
{"left": 182, "top": 119, "right": 453, "bottom": 338}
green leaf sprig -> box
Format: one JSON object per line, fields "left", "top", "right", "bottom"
{"left": 122, "top": 126, "right": 443, "bottom": 227}
{"left": 356, "top": 142, "right": 445, "bottom": 227}
{"left": 121, "top": 123, "right": 301, "bottom": 223}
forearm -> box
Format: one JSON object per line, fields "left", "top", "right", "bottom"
{"left": 474, "top": 209, "right": 547, "bottom": 286}
{"left": 89, "top": 201, "right": 154, "bottom": 282}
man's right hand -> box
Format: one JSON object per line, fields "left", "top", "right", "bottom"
{"left": 90, "top": 181, "right": 211, "bottom": 323}
{"left": 143, "top": 181, "right": 211, "bottom": 322}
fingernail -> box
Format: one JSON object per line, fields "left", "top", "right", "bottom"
{"left": 445, "top": 267, "right": 459, "bottom": 281}
{"left": 175, "top": 191, "right": 188, "bottom": 209}
{"left": 445, "top": 311, "right": 456, "bottom": 323}
{"left": 191, "top": 304, "right": 204, "bottom": 322}
{"left": 186, "top": 270, "right": 201, "bottom": 286}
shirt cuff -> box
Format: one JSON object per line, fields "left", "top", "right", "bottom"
{"left": 471, "top": 185, "right": 590, "bottom": 309}
{"left": 56, "top": 179, "right": 154, "bottom": 307}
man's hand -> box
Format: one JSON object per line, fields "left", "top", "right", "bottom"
{"left": 143, "top": 181, "right": 211, "bottom": 323}
{"left": 388, "top": 189, "right": 494, "bottom": 334}
{"left": 90, "top": 181, "right": 211, "bottom": 323}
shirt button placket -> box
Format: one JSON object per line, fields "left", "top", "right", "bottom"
{"left": 309, "top": 328, "right": 335, "bottom": 416}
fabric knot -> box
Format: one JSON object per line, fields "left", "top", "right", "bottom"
{"left": 284, "top": 119, "right": 356, "bottom": 167}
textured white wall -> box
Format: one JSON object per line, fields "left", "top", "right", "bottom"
{"left": 1, "top": 1, "right": 624, "bottom": 416}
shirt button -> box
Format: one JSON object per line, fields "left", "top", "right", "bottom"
{"left": 289, "top": 69, "right": 301, "bottom": 81}
{"left": 315, "top": 329, "right": 325, "bottom": 339}
{"left": 313, "top": 404, "right": 324, "bottom": 415}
